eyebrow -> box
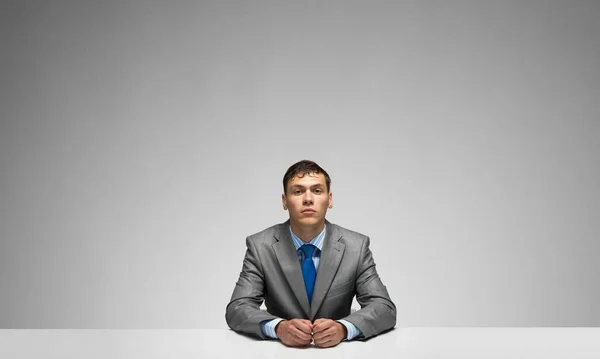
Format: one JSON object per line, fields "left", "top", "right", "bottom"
{"left": 290, "top": 184, "right": 324, "bottom": 189}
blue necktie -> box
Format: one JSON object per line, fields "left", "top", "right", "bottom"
{"left": 300, "top": 244, "right": 317, "bottom": 304}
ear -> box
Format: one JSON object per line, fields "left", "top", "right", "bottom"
{"left": 282, "top": 193, "right": 288, "bottom": 210}
{"left": 328, "top": 191, "right": 333, "bottom": 209}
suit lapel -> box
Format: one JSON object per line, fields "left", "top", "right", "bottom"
{"left": 310, "top": 223, "right": 345, "bottom": 319}
{"left": 272, "top": 223, "right": 311, "bottom": 317}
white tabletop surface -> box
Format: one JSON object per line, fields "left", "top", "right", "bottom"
{"left": 1, "top": 328, "right": 599, "bottom": 359}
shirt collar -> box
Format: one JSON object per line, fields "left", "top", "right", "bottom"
{"left": 289, "top": 225, "right": 326, "bottom": 251}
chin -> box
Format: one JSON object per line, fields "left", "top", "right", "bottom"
{"left": 298, "top": 217, "right": 323, "bottom": 225}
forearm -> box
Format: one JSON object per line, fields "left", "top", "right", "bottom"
{"left": 226, "top": 237, "right": 275, "bottom": 338}
{"left": 347, "top": 236, "right": 397, "bottom": 338}
{"left": 226, "top": 298, "right": 278, "bottom": 338}
{"left": 343, "top": 299, "right": 396, "bottom": 339}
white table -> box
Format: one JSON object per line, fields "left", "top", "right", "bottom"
{"left": 1, "top": 328, "right": 599, "bottom": 358}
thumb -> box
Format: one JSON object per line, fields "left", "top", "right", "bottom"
{"left": 300, "top": 319, "right": 314, "bottom": 328}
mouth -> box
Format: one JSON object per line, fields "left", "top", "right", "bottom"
{"left": 301, "top": 209, "right": 316, "bottom": 214}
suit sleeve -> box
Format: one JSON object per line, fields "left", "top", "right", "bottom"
{"left": 225, "top": 237, "right": 278, "bottom": 339}
{"left": 342, "top": 236, "right": 396, "bottom": 339}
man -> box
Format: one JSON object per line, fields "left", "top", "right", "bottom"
{"left": 226, "top": 160, "right": 396, "bottom": 347}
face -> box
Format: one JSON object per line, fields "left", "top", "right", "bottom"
{"left": 282, "top": 172, "right": 333, "bottom": 228}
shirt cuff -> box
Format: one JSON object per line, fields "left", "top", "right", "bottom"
{"left": 261, "top": 318, "right": 284, "bottom": 339}
{"left": 337, "top": 319, "right": 361, "bottom": 340}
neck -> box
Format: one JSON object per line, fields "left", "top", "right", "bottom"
{"left": 290, "top": 221, "right": 325, "bottom": 243}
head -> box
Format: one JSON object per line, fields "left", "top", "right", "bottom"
{"left": 282, "top": 160, "right": 333, "bottom": 229}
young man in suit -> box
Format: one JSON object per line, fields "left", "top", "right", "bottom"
{"left": 226, "top": 160, "right": 396, "bottom": 348}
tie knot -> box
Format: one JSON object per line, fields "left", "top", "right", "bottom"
{"left": 300, "top": 244, "right": 316, "bottom": 258}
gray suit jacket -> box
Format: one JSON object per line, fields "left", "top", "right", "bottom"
{"left": 225, "top": 220, "right": 396, "bottom": 339}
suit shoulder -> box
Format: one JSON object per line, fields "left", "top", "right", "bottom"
{"left": 246, "top": 222, "right": 286, "bottom": 244}
{"left": 329, "top": 222, "right": 369, "bottom": 244}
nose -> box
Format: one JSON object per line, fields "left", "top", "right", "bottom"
{"left": 302, "top": 190, "right": 314, "bottom": 205}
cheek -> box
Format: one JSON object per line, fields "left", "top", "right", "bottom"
{"left": 288, "top": 198, "right": 303, "bottom": 208}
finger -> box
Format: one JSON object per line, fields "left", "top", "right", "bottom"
{"left": 299, "top": 319, "right": 314, "bottom": 326}
{"left": 282, "top": 334, "right": 302, "bottom": 347}
{"left": 282, "top": 337, "right": 305, "bottom": 347}
{"left": 314, "top": 324, "right": 336, "bottom": 338}
{"left": 313, "top": 318, "right": 326, "bottom": 326}
{"left": 293, "top": 320, "right": 313, "bottom": 334}
{"left": 314, "top": 336, "right": 335, "bottom": 348}
{"left": 312, "top": 318, "right": 332, "bottom": 330}
{"left": 312, "top": 319, "right": 329, "bottom": 331}
{"left": 297, "top": 319, "right": 313, "bottom": 326}
{"left": 312, "top": 320, "right": 334, "bottom": 334}
{"left": 290, "top": 326, "right": 312, "bottom": 342}
{"left": 286, "top": 337, "right": 309, "bottom": 347}
{"left": 290, "top": 331, "right": 313, "bottom": 347}
{"left": 287, "top": 328, "right": 313, "bottom": 347}
{"left": 292, "top": 319, "right": 313, "bottom": 329}
{"left": 317, "top": 331, "right": 341, "bottom": 348}
{"left": 313, "top": 327, "right": 334, "bottom": 341}
{"left": 290, "top": 330, "right": 311, "bottom": 343}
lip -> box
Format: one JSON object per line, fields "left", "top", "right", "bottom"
{"left": 301, "top": 209, "right": 316, "bottom": 213}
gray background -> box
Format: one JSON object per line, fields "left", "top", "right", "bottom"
{"left": 1, "top": 0, "right": 599, "bottom": 328}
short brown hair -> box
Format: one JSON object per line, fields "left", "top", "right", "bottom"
{"left": 283, "top": 160, "right": 331, "bottom": 194}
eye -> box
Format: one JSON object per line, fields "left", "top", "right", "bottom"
{"left": 314, "top": 188, "right": 322, "bottom": 194}
{"left": 294, "top": 189, "right": 302, "bottom": 195}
